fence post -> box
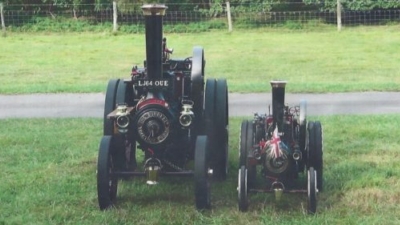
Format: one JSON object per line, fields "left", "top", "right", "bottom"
{"left": 1, "top": 2, "right": 6, "bottom": 34}
{"left": 337, "top": 0, "right": 342, "bottom": 31}
{"left": 113, "top": 1, "right": 118, "bottom": 32}
{"left": 226, "top": 1, "right": 232, "bottom": 32}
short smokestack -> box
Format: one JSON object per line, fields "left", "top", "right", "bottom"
{"left": 270, "top": 80, "right": 287, "bottom": 133}
{"left": 142, "top": 4, "right": 167, "bottom": 79}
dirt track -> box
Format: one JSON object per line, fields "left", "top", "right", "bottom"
{"left": 1, "top": 92, "right": 400, "bottom": 119}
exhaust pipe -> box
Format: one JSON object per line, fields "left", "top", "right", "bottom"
{"left": 142, "top": 4, "right": 167, "bottom": 80}
{"left": 270, "top": 80, "right": 287, "bottom": 133}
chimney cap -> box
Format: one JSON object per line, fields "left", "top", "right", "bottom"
{"left": 142, "top": 4, "right": 167, "bottom": 16}
{"left": 270, "top": 80, "right": 287, "bottom": 88}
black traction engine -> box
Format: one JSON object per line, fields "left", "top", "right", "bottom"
{"left": 97, "top": 4, "right": 229, "bottom": 210}
{"left": 238, "top": 81, "right": 323, "bottom": 214}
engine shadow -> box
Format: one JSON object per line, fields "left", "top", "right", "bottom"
{"left": 115, "top": 176, "right": 195, "bottom": 208}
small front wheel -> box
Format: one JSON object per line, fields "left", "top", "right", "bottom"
{"left": 307, "top": 167, "right": 317, "bottom": 214}
{"left": 194, "top": 135, "right": 211, "bottom": 210}
{"left": 239, "top": 120, "right": 256, "bottom": 189}
{"left": 238, "top": 166, "right": 248, "bottom": 212}
{"left": 97, "top": 135, "right": 119, "bottom": 210}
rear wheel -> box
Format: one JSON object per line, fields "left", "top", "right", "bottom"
{"left": 194, "top": 136, "right": 211, "bottom": 210}
{"left": 97, "top": 135, "right": 119, "bottom": 210}
{"left": 116, "top": 79, "right": 134, "bottom": 106}
{"left": 204, "top": 79, "right": 227, "bottom": 180}
{"left": 213, "top": 79, "right": 229, "bottom": 180}
{"left": 308, "top": 121, "right": 323, "bottom": 192}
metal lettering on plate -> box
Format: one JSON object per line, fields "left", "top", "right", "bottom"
{"left": 137, "top": 80, "right": 169, "bottom": 87}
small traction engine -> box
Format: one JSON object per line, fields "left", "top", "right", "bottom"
{"left": 238, "top": 81, "right": 323, "bottom": 214}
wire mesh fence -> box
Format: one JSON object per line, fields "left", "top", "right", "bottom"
{"left": 1, "top": 2, "right": 400, "bottom": 32}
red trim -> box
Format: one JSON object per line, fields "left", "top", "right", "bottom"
{"left": 137, "top": 98, "right": 168, "bottom": 110}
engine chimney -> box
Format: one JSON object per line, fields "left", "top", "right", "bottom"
{"left": 270, "top": 80, "right": 287, "bottom": 133}
{"left": 142, "top": 4, "right": 167, "bottom": 79}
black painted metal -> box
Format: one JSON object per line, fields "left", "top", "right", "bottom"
{"left": 143, "top": 7, "right": 164, "bottom": 79}
{"left": 271, "top": 81, "right": 287, "bottom": 133}
{"left": 113, "top": 171, "right": 194, "bottom": 176}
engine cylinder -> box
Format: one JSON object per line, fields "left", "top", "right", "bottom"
{"left": 133, "top": 103, "right": 174, "bottom": 150}
{"left": 264, "top": 141, "right": 291, "bottom": 176}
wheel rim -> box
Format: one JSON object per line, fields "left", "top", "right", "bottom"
{"left": 307, "top": 167, "right": 317, "bottom": 214}
{"left": 238, "top": 166, "right": 248, "bottom": 212}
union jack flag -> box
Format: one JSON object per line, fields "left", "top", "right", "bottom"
{"left": 267, "top": 126, "right": 284, "bottom": 159}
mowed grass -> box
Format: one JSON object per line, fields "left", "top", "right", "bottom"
{"left": 1, "top": 25, "right": 400, "bottom": 94}
{"left": 1, "top": 116, "right": 400, "bottom": 224}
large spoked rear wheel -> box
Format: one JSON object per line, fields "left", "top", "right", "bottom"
{"left": 308, "top": 121, "right": 323, "bottom": 192}
{"left": 97, "top": 135, "right": 119, "bottom": 210}
{"left": 104, "top": 79, "right": 120, "bottom": 135}
{"left": 238, "top": 166, "right": 248, "bottom": 212}
{"left": 240, "top": 120, "right": 256, "bottom": 189}
{"left": 194, "top": 135, "right": 211, "bottom": 210}
{"left": 204, "top": 78, "right": 228, "bottom": 181}
{"left": 214, "top": 79, "right": 229, "bottom": 180}
{"left": 307, "top": 167, "right": 317, "bottom": 214}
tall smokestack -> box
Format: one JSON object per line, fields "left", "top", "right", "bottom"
{"left": 270, "top": 80, "right": 287, "bottom": 133}
{"left": 141, "top": 4, "right": 167, "bottom": 79}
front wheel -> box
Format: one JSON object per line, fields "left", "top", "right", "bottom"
{"left": 238, "top": 166, "right": 248, "bottom": 212}
{"left": 307, "top": 167, "right": 317, "bottom": 214}
{"left": 194, "top": 136, "right": 211, "bottom": 210}
{"left": 240, "top": 120, "right": 256, "bottom": 189}
{"left": 97, "top": 135, "right": 118, "bottom": 210}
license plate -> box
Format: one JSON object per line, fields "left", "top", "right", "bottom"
{"left": 134, "top": 79, "right": 169, "bottom": 88}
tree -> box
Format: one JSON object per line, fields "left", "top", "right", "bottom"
{"left": 303, "top": 0, "right": 400, "bottom": 11}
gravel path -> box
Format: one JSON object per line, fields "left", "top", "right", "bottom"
{"left": 0, "top": 92, "right": 399, "bottom": 118}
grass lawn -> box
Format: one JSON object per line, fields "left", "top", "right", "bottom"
{"left": 1, "top": 26, "right": 400, "bottom": 94}
{"left": 1, "top": 116, "right": 400, "bottom": 224}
